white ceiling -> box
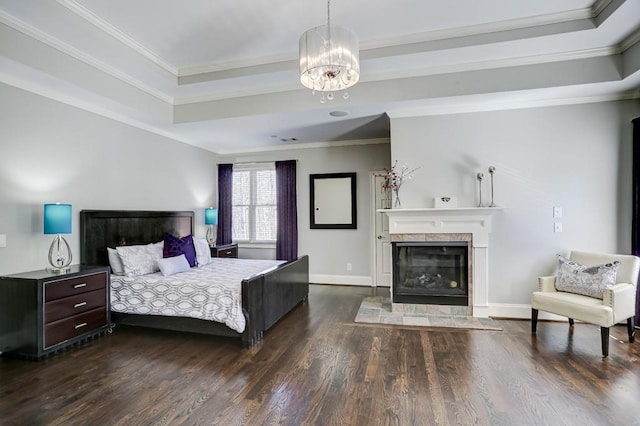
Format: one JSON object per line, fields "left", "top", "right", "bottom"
{"left": 1, "top": 0, "right": 639, "bottom": 153}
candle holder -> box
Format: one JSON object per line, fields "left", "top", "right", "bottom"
{"left": 488, "top": 166, "right": 496, "bottom": 207}
{"left": 476, "top": 172, "right": 484, "bottom": 207}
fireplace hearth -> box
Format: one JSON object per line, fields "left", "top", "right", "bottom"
{"left": 392, "top": 242, "right": 469, "bottom": 306}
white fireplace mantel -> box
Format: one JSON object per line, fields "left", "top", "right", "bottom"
{"left": 381, "top": 207, "right": 505, "bottom": 318}
{"left": 380, "top": 207, "right": 504, "bottom": 246}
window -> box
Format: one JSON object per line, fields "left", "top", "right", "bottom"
{"left": 232, "top": 163, "right": 277, "bottom": 243}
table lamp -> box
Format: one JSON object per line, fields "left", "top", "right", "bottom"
{"left": 44, "top": 203, "right": 72, "bottom": 273}
{"left": 205, "top": 207, "right": 218, "bottom": 247}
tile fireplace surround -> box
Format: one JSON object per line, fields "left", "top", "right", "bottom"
{"left": 383, "top": 207, "right": 504, "bottom": 318}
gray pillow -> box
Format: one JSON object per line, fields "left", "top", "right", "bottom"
{"left": 555, "top": 255, "right": 620, "bottom": 299}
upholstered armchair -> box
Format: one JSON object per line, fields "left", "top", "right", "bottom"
{"left": 531, "top": 250, "right": 640, "bottom": 357}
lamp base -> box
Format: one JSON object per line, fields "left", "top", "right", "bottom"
{"left": 47, "top": 266, "right": 72, "bottom": 275}
{"left": 206, "top": 225, "right": 217, "bottom": 248}
{"left": 48, "top": 234, "right": 72, "bottom": 273}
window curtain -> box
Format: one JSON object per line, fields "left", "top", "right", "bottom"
{"left": 217, "top": 164, "right": 233, "bottom": 246}
{"left": 633, "top": 117, "right": 640, "bottom": 327}
{"left": 275, "top": 160, "right": 298, "bottom": 261}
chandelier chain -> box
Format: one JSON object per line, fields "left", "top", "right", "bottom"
{"left": 327, "top": 0, "right": 331, "bottom": 42}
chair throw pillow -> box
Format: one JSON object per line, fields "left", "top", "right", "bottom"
{"left": 555, "top": 255, "right": 620, "bottom": 299}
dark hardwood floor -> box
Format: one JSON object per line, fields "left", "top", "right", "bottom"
{"left": 1, "top": 284, "right": 639, "bottom": 426}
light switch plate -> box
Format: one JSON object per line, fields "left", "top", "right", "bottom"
{"left": 0, "top": 234, "right": 6, "bottom": 247}
{"left": 553, "top": 207, "right": 563, "bottom": 218}
{"left": 554, "top": 223, "right": 563, "bottom": 233}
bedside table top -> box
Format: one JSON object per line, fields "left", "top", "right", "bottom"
{"left": 1, "top": 265, "right": 109, "bottom": 281}
{"left": 211, "top": 243, "right": 237, "bottom": 249}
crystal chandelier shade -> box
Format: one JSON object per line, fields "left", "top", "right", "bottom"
{"left": 299, "top": 0, "right": 360, "bottom": 100}
{"left": 299, "top": 25, "right": 360, "bottom": 92}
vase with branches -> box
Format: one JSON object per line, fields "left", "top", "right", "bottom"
{"left": 375, "top": 161, "right": 419, "bottom": 207}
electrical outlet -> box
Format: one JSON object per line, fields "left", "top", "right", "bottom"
{"left": 346, "top": 263, "right": 352, "bottom": 271}
{"left": 554, "top": 222, "right": 563, "bottom": 233}
{"left": 553, "top": 207, "right": 563, "bottom": 218}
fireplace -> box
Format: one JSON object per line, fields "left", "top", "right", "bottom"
{"left": 383, "top": 207, "right": 503, "bottom": 318}
{"left": 392, "top": 242, "right": 469, "bottom": 306}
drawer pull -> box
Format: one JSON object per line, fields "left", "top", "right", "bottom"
{"left": 74, "top": 302, "right": 87, "bottom": 308}
{"left": 225, "top": 251, "right": 231, "bottom": 255}
{"left": 73, "top": 283, "right": 87, "bottom": 289}
{"left": 74, "top": 322, "right": 88, "bottom": 329}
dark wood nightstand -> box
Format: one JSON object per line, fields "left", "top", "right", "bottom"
{"left": 0, "top": 265, "right": 112, "bottom": 360}
{"left": 210, "top": 243, "right": 238, "bottom": 258}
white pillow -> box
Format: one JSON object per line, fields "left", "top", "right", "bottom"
{"left": 157, "top": 254, "right": 191, "bottom": 277}
{"left": 107, "top": 247, "right": 125, "bottom": 275}
{"left": 193, "top": 237, "right": 212, "bottom": 266}
{"left": 116, "top": 242, "right": 163, "bottom": 277}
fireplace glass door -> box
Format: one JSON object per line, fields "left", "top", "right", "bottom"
{"left": 392, "top": 242, "right": 469, "bottom": 306}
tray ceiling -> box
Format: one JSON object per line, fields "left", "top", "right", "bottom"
{"left": 1, "top": 0, "right": 639, "bottom": 153}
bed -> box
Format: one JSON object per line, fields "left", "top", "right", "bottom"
{"left": 79, "top": 210, "right": 309, "bottom": 347}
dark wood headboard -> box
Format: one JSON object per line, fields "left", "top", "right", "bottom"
{"left": 80, "top": 210, "right": 194, "bottom": 267}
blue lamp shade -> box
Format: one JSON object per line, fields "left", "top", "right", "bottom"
{"left": 44, "top": 204, "right": 72, "bottom": 234}
{"left": 205, "top": 208, "right": 218, "bottom": 225}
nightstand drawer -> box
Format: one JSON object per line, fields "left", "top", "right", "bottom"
{"left": 217, "top": 247, "right": 237, "bottom": 258}
{"left": 44, "top": 307, "right": 107, "bottom": 349}
{"left": 210, "top": 244, "right": 238, "bottom": 258}
{"left": 45, "top": 272, "right": 107, "bottom": 302}
{"left": 44, "top": 288, "right": 107, "bottom": 324}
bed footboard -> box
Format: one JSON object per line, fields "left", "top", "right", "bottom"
{"left": 241, "top": 255, "right": 309, "bottom": 347}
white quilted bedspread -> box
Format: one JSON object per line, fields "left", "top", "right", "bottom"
{"left": 110, "top": 257, "right": 284, "bottom": 333}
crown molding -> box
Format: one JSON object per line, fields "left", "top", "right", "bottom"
{"left": 4, "top": 1, "right": 630, "bottom": 109}
{"left": 386, "top": 91, "right": 640, "bottom": 120}
{"left": 178, "top": 5, "right": 600, "bottom": 79}
{"left": 0, "top": 69, "right": 203, "bottom": 149}
{"left": 591, "top": 0, "right": 614, "bottom": 17}
{"left": 621, "top": 27, "right": 640, "bottom": 52}
{"left": 0, "top": 9, "right": 174, "bottom": 105}
{"left": 54, "top": 0, "right": 611, "bottom": 81}
{"left": 362, "top": 9, "right": 593, "bottom": 51}
{"left": 215, "top": 137, "right": 390, "bottom": 155}
{"left": 178, "top": 55, "right": 297, "bottom": 78}
{"left": 174, "top": 82, "right": 301, "bottom": 105}
{"left": 57, "top": 0, "right": 180, "bottom": 76}
{"left": 174, "top": 46, "right": 619, "bottom": 106}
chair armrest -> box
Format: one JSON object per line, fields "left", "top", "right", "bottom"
{"left": 537, "top": 275, "right": 557, "bottom": 292}
{"left": 603, "top": 283, "right": 636, "bottom": 321}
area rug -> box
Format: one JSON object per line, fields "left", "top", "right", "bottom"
{"left": 354, "top": 296, "right": 503, "bottom": 331}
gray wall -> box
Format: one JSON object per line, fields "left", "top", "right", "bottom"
{"left": 0, "top": 83, "right": 218, "bottom": 275}
{"left": 219, "top": 142, "right": 391, "bottom": 284}
{"left": 390, "top": 100, "right": 640, "bottom": 313}
{"left": 3, "top": 76, "right": 638, "bottom": 315}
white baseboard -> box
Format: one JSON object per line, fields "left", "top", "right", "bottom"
{"left": 305, "top": 283, "right": 575, "bottom": 321}
{"left": 488, "top": 303, "right": 567, "bottom": 321}
{"left": 310, "top": 274, "right": 372, "bottom": 286}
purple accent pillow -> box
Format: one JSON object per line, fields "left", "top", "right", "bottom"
{"left": 163, "top": 233, "right": 197, "bottom": 267}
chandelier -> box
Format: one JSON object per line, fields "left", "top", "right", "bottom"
{"left": 299, "top": 0, "right": 360, "bottom": 103}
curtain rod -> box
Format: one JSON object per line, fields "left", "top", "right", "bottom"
{"left": 217, "top": 160, "right": 298, "bottom": 166}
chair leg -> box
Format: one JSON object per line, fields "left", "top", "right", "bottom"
{"left": 601, "top": 327, "right": 609, "bottom": 357}
{"left": 628, "top": 317, "right": 635, "bottom": 343}
{"left": 568, "top": 318, "right": 574, "bottom": 327}
{"left": 531, "top": 308, "right": 538, "bottom": 333}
